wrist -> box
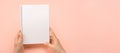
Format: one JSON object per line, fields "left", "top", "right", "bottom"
{"left": 60, "top": 50, "right": 66, "bottom": 53}
{"left": 55, "top": 48, "right": 66, "bottom": 53}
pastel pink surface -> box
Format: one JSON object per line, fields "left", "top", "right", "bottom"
{"left": 0, "top": 0, "right": 120, "bottom": 53}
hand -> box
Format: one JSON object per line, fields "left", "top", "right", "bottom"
{"left": 46, "top": 28, "right": 66, "bottom": 53}
{"left": 14, "top": 31, "right": 24, "bottom": 53}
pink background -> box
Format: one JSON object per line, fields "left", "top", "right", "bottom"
{"left": 0, "top": 0, "right": 120, "bottom": 53}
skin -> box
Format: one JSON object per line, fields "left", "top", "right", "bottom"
{"left": 14, "top": 28, "right": 66, "bottom": 53}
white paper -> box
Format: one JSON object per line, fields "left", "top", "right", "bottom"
{"left": 21, "top": 5, "right": 49, "bottom": 44}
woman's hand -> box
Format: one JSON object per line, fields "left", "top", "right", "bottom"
{"left": 46, "top": 28, "right": 66, "bottom": 53}
{"left": 14, "top": 31, "right": 24, "bottom": 53}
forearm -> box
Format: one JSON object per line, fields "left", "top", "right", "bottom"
{"left": 14, "top": 47, "right": 23, "bottom": 53}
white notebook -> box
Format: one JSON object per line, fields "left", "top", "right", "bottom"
{"left": 21, "top": 5, "right": 49, "bottom": 44}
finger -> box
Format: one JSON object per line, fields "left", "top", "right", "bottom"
{"left": 17, "top": 31, "right": 23, "bottom": 45}
{"left": 18, "top": 31, "right": 23, "bottom": 42}
{"left": 15, "top": 31, "right": 20, "bottom": 43}
{"left": 14, "top": 31, "right": 23, "bottom": 47}
{"left": 49, "top": 28, "right": 57, "bottom": 44}
{"left": 49, "top": 28, "right": 57, "bottom": 39}
{"left": 17, "top": 31, "right": 23, "bottom": 42}
{"left": 49, "top": 27, "right": 55, "bottom": 36}
{"left": 49, "top": 28, "right": 61, "bottom": 46}
{"left": 50, "top": 35, "right": 54, "bottom": 44}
